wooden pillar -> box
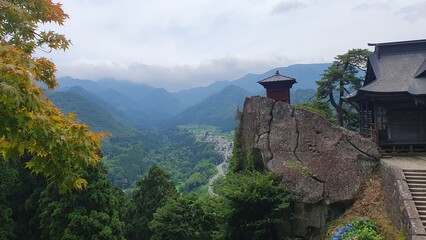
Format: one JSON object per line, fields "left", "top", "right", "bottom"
{"left": 373, "top": 102, "right": 378, "bottom": 143}
{"left": 360, "top": 103, "right": 364, "bottom": 137}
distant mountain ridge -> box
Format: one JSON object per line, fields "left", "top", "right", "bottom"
{"left": 172, "top": 63, "right": 330, "bottom": 108}
{"left": 45, "top": 86, "right": 138, "bottom": 137}
{"left": 54, "top": 63, "right": 329, "bottom": 130}
{"left": 172, "top": 85, "right": 252, "bottom": 131}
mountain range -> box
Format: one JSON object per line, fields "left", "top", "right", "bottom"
{"left": 50, "top": 63, "right": 330, "bottom": 132}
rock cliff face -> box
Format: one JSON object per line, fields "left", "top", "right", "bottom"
{"left": 238, "top": 96, "right": 380, "bottom": 238}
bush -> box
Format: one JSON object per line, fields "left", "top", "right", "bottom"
{"left": 331, "top": 218, "right": 384, "bottom": 240}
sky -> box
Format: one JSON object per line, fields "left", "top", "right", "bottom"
{"left": 43, "top": 0, "right": 426, "bottom": 92}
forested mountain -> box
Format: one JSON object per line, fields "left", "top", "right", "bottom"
{"left": 56, "top": 63, "right": 328, "bottom": 118}
{"left": 103, "top": 128, "right": 221, "bottom": 192}
{"left": 57, "top": 78, "right": 183, "bottom": 126}
{"left": 46, "top": 87, "right": 138, "bottom": 138}
{"left": 46, "top": 86, "right": 221, "bottom": 192}
{"left": 44, "top": 64, "right": 338, "bottom": 199}
{"left": 173, "top": 81, "right": 230, "bottom": 109}
{"left": 171, "top": 85, "right": 252, "bottom": 131}
{"left": 229, "top": 63, "right": 331, "bottom": 93}
{"left": 291, "top": 88, "right": 317, "bottom": 104}
{"left": 171, "top": 63, "right": 330, "bottom": 107}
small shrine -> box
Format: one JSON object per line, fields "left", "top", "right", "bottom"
{"left": 258, "top": 70, "right": 297, "bottom": 103}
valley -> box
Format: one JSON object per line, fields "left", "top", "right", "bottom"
{"left": 46, "top": 64, "right": 328, "bottom": 193}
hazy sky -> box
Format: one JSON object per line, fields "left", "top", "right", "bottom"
{"left": 43, "top": 0, "right": 426, "bottom": 92}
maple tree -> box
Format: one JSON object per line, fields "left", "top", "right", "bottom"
{"left": 0, "top": 0, "right": 105, "bottom": 192}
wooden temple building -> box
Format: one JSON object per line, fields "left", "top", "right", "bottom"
{"left": 347, "top": 39, "right": 426, "bottom": 152}
{"left": 258, "top": 70, "right": 297, "bottom": 103}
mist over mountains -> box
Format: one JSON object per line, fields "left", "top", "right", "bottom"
{"left": 50, "top": 63, "right": 329, "bottom": 131}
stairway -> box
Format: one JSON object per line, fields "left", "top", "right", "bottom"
{"left": 378, "top": 147, "right": 392, "bottom": 158}
{"left": 404, "top": 169, "right": 426, "bottom": 227}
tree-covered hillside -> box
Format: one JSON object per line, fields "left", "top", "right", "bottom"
{"left": 172, "top": 85, "right": 251, "bottom": 132}
{"left": 47, "top": 86, "right": 222, "bottom": 193}
{"left": 46, "top": 87, "right": 138, "bottom": 138}
{"left": 102, "top": 128, "right": 222, "bottom": 193}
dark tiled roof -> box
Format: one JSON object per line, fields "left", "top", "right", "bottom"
{"left": 368, "top": 39, "right": 426, "bottom": 47}
{"left": 258, "top": 70, "right": 296, "bottom": 83}
{"left": 415, "top": 58, "right": 426, "bottom": 78}
{"left": 348, "top": 40, "right": 426, "bottom": 99}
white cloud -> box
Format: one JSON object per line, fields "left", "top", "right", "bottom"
{"left": 40, "top": 0, "right": 426, "bottom": 91}
{"left": 352, "top": 1, "right": 392, "bottom": 11}
{"left": 397, "top": 2, "right": 426, "bottom": 23}
{"left": 272, "top": 1, "right": 308, "bottom": 14}
{"left": 56, "top": 55, "right": 294, "bottom": 92}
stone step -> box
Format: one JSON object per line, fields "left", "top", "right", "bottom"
{"left": 408, "top": 183, "right": 426, "bottom": 188}
{"left": 406, "top": 175, "right": 426, "bottom": 180}
{"left": 409, "top": 188, "right": 426, "bottom": 193}
{"left": 412, "top": 192, "right": 426, "bottom": 196}
{"left": 402, "top": 169, "right": 426, "bottom": 173}
{"left": 417, "top": 205, "right": 426, "bottom": 210}
{"left": 407, "top": 179, "right": 426, "bottom": 184}
{"left": 414, "top": 196, "right": 426, "bottom": 201}
{"left": 418, "top": 210, "right": 426, "bottom": 215}
{"left": 405, "top": 172, "right": 426, "bottom": 176}
{"left": 407, "top": 181, "right": 426, "bottom": 185}
{"left": 412, "top": 194, "right": 426, "bottom": 200}
{"left": 414, "top": 200, "right": 426, "bottom": 206}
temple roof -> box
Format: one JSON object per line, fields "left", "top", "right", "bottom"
{"left": 347, "top": 39, "right": 426, "bottom": 101}
{"left": 258, "top": 70, "right": 296, "bottom": 84}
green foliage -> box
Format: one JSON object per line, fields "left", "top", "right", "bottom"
{"left": 245, "top": 148, "right": 264, "bottom": 172}
{"left": 228, "top": 124, "right": 245, "bottom": 173}
{"left": 0, "top": 157, "right": 46, "bottom": 240}
{"left": 173, "top": 85, "right": 251, "bottom": 132}
{"left": 178, "top": 124, "right": 234, "bottom": 142}
{"left": 38, "top": 164, "right": 126, "bottom": 240}
{"left": 0, "top": 207, "right": 14, "bottom": 240}
{"left": 0, "top": 163, "right": 18, "bottom": 240}
{"left": 287, "top": 160, "right": 318, "bottom": 179}
{"left": 331, "top": 218, "right": 384, "bottom": 240}
{"left": 291, "top": 88, "right": 317, "bottom": 104}
{"left": 316, "top": 49, "right": 371, "bottom": 128}
{"left": 229, "top": 125, "right": 263, "bottom": 173}
{"left": 0, "top": 0, "right": 104, "bottom": 192}
{"left": 46, "top": 89, "right": 138, "bottom": 138}
{"left": 219, "top": 171, "right": 292, "bottom": 240}
{"left": 225, "top": 123, "right": 292, "bottom": 239}
{"left": 102, "top": 127, "right": 220, "bottom": 192}
{"left": 127, "top": 166, "right": 178, "bottom": 240}
{"left": 149, "top": 193, "right": 219, "bottom": 240}
{"left": 294, "top": 100, "right": 336, "bottom": 123}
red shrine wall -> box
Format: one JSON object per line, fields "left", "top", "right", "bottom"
{"left": 266, "top": 89, "right": 290, "bottom": 103}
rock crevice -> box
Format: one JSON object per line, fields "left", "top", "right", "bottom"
{"left": 238, "top": 96, "right": 380, "bottom": 238}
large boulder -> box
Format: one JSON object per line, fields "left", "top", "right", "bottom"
{"left": 238, "top": 96, "right": 380, "bottom": 238}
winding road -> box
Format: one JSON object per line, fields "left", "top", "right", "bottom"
{"left": 197, "top": 132, "right": 233, "bottom": 196}
{"left": 208, "top": 161, "right": 228, "bottom": 196}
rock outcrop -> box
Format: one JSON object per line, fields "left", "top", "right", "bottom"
{"left": 238, "top": 96, "right": 380, "bottom": 238}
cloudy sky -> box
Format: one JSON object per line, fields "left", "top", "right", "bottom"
{"left": 43, "top": 0, "right": 426, "bottom": 92}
